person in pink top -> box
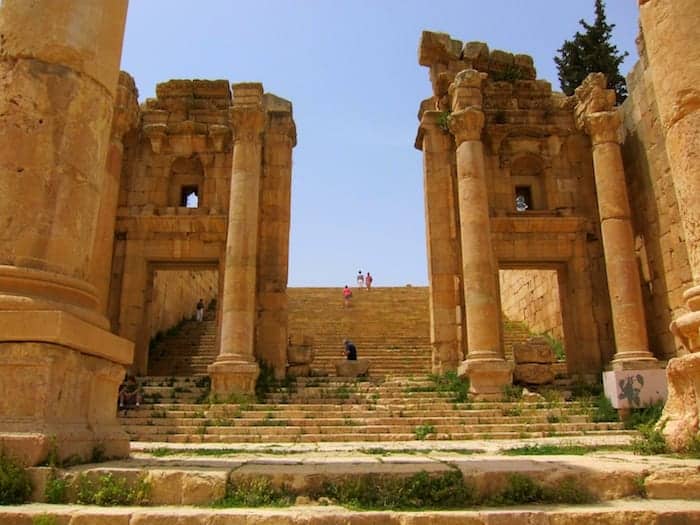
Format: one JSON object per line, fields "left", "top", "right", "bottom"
{"left": 343, "top": 285, "right": 352, "bottom": 308}
{"left": 365, "top": 272, "right": 373, "bottom": 291}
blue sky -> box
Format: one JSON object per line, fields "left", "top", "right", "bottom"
{"left": 121, "top": 1, "right": 640, "bottom": 287}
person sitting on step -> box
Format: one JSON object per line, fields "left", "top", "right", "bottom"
{"left": 343, "top": 339, "right": 357, "bottom": 361}
{"left": 118, "top": 374, "right": 142, "bottom": 414}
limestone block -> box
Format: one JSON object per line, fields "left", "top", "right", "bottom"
{"left": 602, "top": 369, "right": 668, "bottom": 409}
{"left": 513, "top": 344, "right": 555, "bottom": 364}
{"left": 288, "top": 345, "right": 314, "bottom": 365}
{"left": 514, "top": 363, "right": 555, "bottom": 385}
{"left": 643, "top": 467, "right": 700, "bottom": 500}
{"left": 287, "top": 364, "right": 311, "bottom": 378}
{"left": 335, "top": 360, "right": 371, "bottom": 378}
{"left": 146, "top": 469, "right": 227, "bottom": 505}
{"left": 660, "top": 353, "right": 700, "bottom": 451}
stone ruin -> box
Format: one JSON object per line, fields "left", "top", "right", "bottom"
{"left": 415, "top": 0, "right": 700, "bottom": 445}
{"left": 0, "top": 0, "right": 698, "bottom": 466}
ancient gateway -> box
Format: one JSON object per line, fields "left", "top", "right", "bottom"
{"left": 0, "top": 0, "right": 698, "bottom": 464}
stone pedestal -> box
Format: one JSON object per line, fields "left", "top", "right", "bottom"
{"left": 603, "top": 369, "right": 668, "bottom": 410}
{"left": 209, "top": 83, "right": 265, "bottom": 396}
{"left": 448, "top": 70, "right": 512, "bottom": 396}
{"left": 418, "top": 110, "right": 461, "bottom": 373}
{"left": 335, "top": 360, "right": 371, "bottom": 378}
{"left": 574, "top": 75, "right": 658, "bottom": 370}
{"left": 0, "top": 1, "right": 132, "bottom": 465}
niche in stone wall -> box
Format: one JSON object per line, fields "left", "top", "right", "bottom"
{"left": 168, "top": 156, "right": 204, "bottom": 208}
{"left": 510, "top": 154, "right": 546, "bottom": 212}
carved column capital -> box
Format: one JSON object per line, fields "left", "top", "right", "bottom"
{"left": 266, "top": 113, "right": 297, "bottom": 147}
{"left": 143, "top": 123, "right": 167, "bottom": 154}
{"left": 449, "top": 69, "right": 487, "bottom": 112}
{"left": 420, "top": 110, "right": 449, "bottom": 137}
{"left": 208, "top": 124, "right": 231, "bottom": 152}
{"left": 230, "top": 107, "right": 265, "bottom": 145}
{"left": 448, "top": 108, "right": 485, "bottom": 144}
{"left": 584, "top": 110, "right": 623, "bottom": 146}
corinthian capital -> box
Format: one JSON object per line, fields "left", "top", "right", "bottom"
{"left": 449, "top": 69, "right": 487, "bottom": 112}
{"left": 584, "top": 110, "right": 623, "bottom": 145}
{"left": 448, "top": 108, "right": 485, "bottom": 144}
{"left": 230, "top": 107, "right": 265, "bottom": 144}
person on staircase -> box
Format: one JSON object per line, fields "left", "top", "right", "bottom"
{"left": 195, "top": 298, "right": 205, "bottom": 322}
{"left": 118, "top": 374, "right": 142, "bottom": 415}
{"left": 343, "top": 285, "right": 353, "bottom": 308}
{"left": 356, "top": 270, "right": 365, "bottom": 288}
{"left": 343, "top": 339, "right": 357, "bottom": 360}
{"left": 365, "top": 272, "right": 373, "bottom": 291}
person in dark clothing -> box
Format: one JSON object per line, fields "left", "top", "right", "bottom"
{"left": 343, "top": 339, "right": 357, "bottom": 360}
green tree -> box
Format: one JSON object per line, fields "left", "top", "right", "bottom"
{"left": 554, "top": 0, "right": 629, "bottom": 103}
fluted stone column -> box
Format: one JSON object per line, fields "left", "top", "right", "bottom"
{"left": 89, "top": 72, "right": 139, "bottom": 316}
{"left": 448, "top": 70, "right": 512, "bottom": 397}
{"left": 639, "top": 0, "right": 700, "bottom": 450}
{"left": 208, "top": 83, "right": 264, "bottom": 396}
{"left": 0, "top": 0, "right": 133, "bottom": 465}
{"left": 419, "top": 110, "right": 461, "bottom": 373}
{"left": 256, "top": 95, "right": 296, "bottom": 379}
{"left": 579, "top": 105, "right": 657, "bottom": 369}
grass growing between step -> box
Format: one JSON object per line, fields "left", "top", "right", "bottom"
{"left": 146, "top": 446, "right": 294, "bottom": 457}
{"left": 502, "top": 443, "right": 627, "bottom": 456}
{"left": 405, "top": 371, "right": 470, "bottom": 403}
{"left": 0, "top": 452, "right": 32, "bottom": 504}
{"left": 213, "top": 470, "right": 596, "bottom": 510}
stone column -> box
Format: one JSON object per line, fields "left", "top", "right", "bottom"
{"left": 256, "top": 95, "right": 296, "bottom": 379}
{"left": 0, "top": 0, "right": 133, "bottom": 465}
{"left": 638, "top": 0, "right": 700, "bottom": 350}
{"left": 638, "top": 0, "right": 700, "bottom": 450}
{"left": 575, "top": 74, "right": 658, "bottom": 370}
{"left": 89, "top": 72, "right": 139, "bottom": 316}
{"left": 448, "top": 70, "right": 512, "bottom": 397}
{"left": 418, "top": 110, "right": 461, "bottom": 373}
{"left": 208, "top": 83, "right": 265, "bottom": 396}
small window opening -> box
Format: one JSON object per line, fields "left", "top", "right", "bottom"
{"left": 181, "top": 185, "right": 199, "bottom": 208}
{"left": 515, "top": 186, "right": 532, "bottom": 212}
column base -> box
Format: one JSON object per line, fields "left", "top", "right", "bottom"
{"left": 610, "top": 355, "right": 661, "bottom": 371}
{"left": 458, "top": 358, "right": 513, "bottom": 400}
{"left": 0, "top": 340, "right": 131, "bottom": 466}
{"left": 208, "top": 358, "right": 260, "bottom": 398}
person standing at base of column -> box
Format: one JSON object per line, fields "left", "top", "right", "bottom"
{"left": 196, "top": 299, "right": 205, "bottom": 322}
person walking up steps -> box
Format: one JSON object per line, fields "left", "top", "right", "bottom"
{"left": 343, "top": 285, "right": 353, "bottom": 308}
{"left": 356, "top": 270, "right": 365, "bottom": 288}
{"left": 365, "top": 272, "right": 373, "bottom": 291}
{"left": 195, "top": 298, "right": 205, "bottom": 322}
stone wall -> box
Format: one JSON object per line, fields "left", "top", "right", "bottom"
{"left": 148, "top": 270, "right": 218, "bottom": 338}
{"left": 621, "top": 50, "right": 692, "bottom": 360}
{"left": 499, "top": 269, "right": 564, "bottom": 341}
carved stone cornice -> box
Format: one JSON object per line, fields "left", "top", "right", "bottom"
{"left": 208, "top": 124, "right": 231, "bottom": 152}
{"left": 230, "top": 107, "right": 265, "bottom": 145}
{"left": 584, "top": 110, "right": 623, "bottom": 146}
{"left": 448, "top": 108, "right": 485, "bottom": 144}
{"left": 449, "top": 69, "right": 487, "bottom": 112}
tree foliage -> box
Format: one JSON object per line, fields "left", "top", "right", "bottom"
{"left": 554, "top": 0, "right": 629, "bottom": 103}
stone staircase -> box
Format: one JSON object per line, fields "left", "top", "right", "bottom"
{"left": 288, "top": 286, "right": 432, "bottom": 376}
{"left": 147, "top": 311, "right": 217, "bottom": 376}
{"left": 120, "top": 374, "right": 628, "bottom": 444}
